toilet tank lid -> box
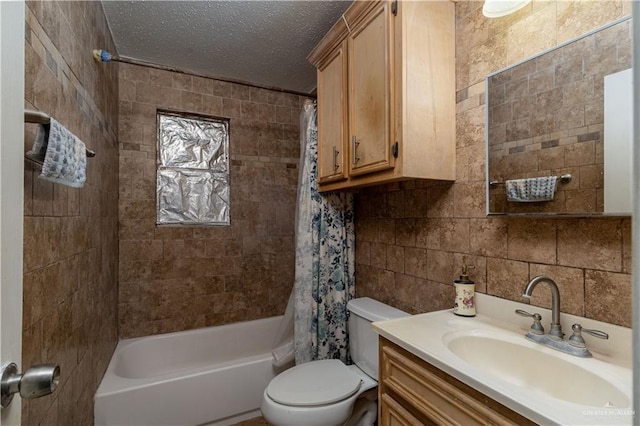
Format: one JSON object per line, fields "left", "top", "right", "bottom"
{"left": 347, "top": 297, "right": 409, "bottom": 322}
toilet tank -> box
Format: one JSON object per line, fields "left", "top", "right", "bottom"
{"left": 347, "top": 297, "right": 408, "bottom": 380}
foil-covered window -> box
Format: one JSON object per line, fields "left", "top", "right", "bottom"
{"left": 156, "top": 111, "right": 230, "bottom": 226}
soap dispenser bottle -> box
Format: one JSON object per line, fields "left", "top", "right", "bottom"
{"left": 453, "top": 265, "right": 476, "bottom": 317}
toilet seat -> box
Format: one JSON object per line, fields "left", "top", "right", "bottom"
{"left": 266, "top": 359, "right": 362, "bottom": 406}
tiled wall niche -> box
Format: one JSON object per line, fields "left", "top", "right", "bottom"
{"left": 118, "top": 63, "right": 307, "bottom": 338}
{"left": 355, "top": 0, "right": 632, "bottom": 328}
{"left": 487, "top": 18, "right": 632, "bottom": 213}
{"left": 23, "top": 1, "right": 120, "bottom": 424}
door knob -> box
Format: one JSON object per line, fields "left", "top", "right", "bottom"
{"left": 0, "top": 362, "right": 60, "bottom": 407}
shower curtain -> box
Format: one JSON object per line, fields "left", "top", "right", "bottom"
{"left": 277, "top": 99, "right": 355, "bottom": 366}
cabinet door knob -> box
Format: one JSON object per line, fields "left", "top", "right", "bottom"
{"left": 332, "top": 145, "right": 340, "bottom": 171}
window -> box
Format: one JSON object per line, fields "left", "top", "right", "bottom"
{"left": 156, "top": 111, "right": 230, "bottom": 225}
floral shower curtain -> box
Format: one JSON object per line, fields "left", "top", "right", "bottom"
{"left": 293, "top": 99, "right": 355, "bottom": 365}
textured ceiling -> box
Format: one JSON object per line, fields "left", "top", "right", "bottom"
{"left": 102, "top": 1, "right": 352, "bottom": 94}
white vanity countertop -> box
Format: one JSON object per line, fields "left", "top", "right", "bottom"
{"left": 372, "top": 293, "right": 632, "bottom": 426}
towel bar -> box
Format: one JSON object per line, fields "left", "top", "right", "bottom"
{"left": 489, "top": 173, "right": 572, "bottom": 189}
{"left": 24, "top": 109, "right": 96, "bottom": 158}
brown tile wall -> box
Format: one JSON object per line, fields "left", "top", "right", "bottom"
{"left": 118, "top": 63, "right": 307, "bottom": 338}
{"left": 487, "top": 18, "right": 631, "bottom": 213}
{"left": 355, "top": 1, "right": 632, "bottom": 328}
{"left": 23, "top": 1, "right": 119, "bottom": 425}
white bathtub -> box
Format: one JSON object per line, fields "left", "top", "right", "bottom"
{"left": 95, "top": 316, "right": 287, "bottom": 426}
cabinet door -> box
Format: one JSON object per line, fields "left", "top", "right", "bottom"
{"left": 380, "top": 394, "right": 427, "bottom": 426}
{"left": 380, "top": 339, "right": 534, "bottom": 426}
{"left": 317, "top": 41, "right": 348, "bottom": 184}
{"left": 348, "top": 2, "right": 394, "bottom": 176}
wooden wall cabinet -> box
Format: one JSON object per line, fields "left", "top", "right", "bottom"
{"left": 308, "top": 0, "right": 456, "bottom": 192}
{"left": 379, "top": 338, "right": 537, "bottom": 426}
{"left": 317, "top": 40, "right": 349, "bottom": 184}
{"left": 347, "top": 1, "right": 394, "bottom": 178}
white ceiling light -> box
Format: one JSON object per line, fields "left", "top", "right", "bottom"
{"left": 482, "top": 0, "right": 531, "bottom": 18}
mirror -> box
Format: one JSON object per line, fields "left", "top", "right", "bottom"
{"left": 486, "top": 17, "right": 632, "bottom": 216}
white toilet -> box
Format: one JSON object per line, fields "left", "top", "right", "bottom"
{"left": 261, "top": 297, "right": 408, "bottom": 426}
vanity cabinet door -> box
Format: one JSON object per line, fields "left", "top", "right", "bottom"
{"left": 380, "top": 394, "right": 425, "bottom": 426}
{"left": 317, "top": 41, "right": 348, "bottom": 184}
{"left": 347, "top": 2, "right": 395, "bottom": 177}
{"left": 379, "top": 338, "right": 536, "bottom": 426}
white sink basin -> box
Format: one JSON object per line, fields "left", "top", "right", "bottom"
{"left": 444, "top": 330, "right": 629, "bottom": 408}
{"left": 372, "top": 293, "right": 632, "bottom": 426}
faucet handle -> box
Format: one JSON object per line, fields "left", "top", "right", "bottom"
{"left": 569, "top": 323, "right": 609, "bottom": 348}
{"left": 581, "top": 327, "right": 609, "bottom": 340}
{"left": 573, "top": 323, "right": 608, "bottom": 339}
{"left": 515, "top": 309, "right": 541, "bottom": 319}
{"left": 514, "top": 310, "right": 545, "bottom": 335}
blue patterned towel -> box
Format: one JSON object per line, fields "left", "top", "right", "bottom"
{"left": 26, "top": 118, "right": 87, "bottom": 188}
{"left": 505, "top": 176, "right": 557, "bottom": 202}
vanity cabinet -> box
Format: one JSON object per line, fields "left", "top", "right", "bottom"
{"left": 308, "top": 0, "right": 456, "bottom": 192}
{"left": 379, "top": 338, "right": 536, "bottom": 426}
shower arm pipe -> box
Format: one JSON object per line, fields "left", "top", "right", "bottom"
{"left": 24, "top": 109, "right": 96, "bottom": 158}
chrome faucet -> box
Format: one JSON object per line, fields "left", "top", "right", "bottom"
{"left": 522, "top": 276, "right": 563, "bottom": 339}
{"left": 516, "top": 275, "right": 609, "bottom": 358}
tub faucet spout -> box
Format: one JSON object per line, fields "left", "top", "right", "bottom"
{"left": 523, "top": 276, "right": 563, "bottom": 339}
